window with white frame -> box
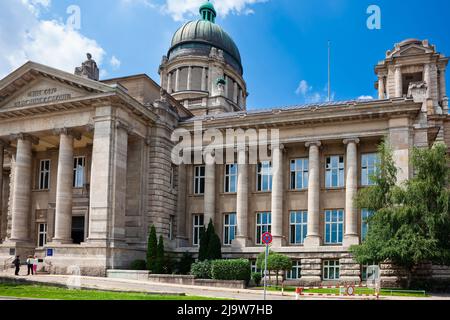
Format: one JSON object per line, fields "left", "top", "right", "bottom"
{"left": 257, "top": 161, "right": 272, "bottom": 192}
{"left": 361, "top": 209, "right": 375, "bottom": 241}
{"left": 286, "top": 261, "right": 302, "bottom": 280}
{"left": 194, "top": 166, "right": 205, "bottom": 195}
{"left": 290, "top": 159, "right": 309, "bottom": 190}
{"left": 223, "top": 213, "right": 237, "bottom": 245}
{"left": 325, "top": 156, "right": 345, "bottom": 188}
{"left": 38, "top": 160, "right": 51, "bottom": 190}
{"left": 73, "top": 157, "right": 86, "bottom": 188}
{"left": 362, "top": 153, "right": 380, "bottom": 186}
{"left": 192, "top": 214, "right": 204, "bottom": 246}
{"left": 256, "top": 212, "right": 271, "bottom": 245}
{"left": 323, "top": 260, "right": 340, "bottom": 280}
{"left": 290, "top": 211, "right": 308, "bottom": 245}
{"left": 324, "top": 210, "right": 344, "bottom": 244}
{"left": 224, "top": 164, "right": 238, "bottom": 193}
{"left": 37, "top": 223, "right": 47, "bottom": 247}
{"left": 361, "top": 264, "right": 369, "bottom": 281}
{"left": 251, "top": 261, "right": 261, "bottom": 274}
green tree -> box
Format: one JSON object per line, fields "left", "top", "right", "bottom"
{"left": 155, "top": 235, "right": 165, "bottom": 274}
{"left": 146, "top": 225, "right": 158, "bottom": 272}
{"left": 351, "top": 142, "right": 450, "bottom": 288}
{"left": 198, "top": 225, "right": 209, "bottom": 261}
{"left": 198, "top": 219, "right": 222, "bottom": 261}
{"left": 256, "top": 251, "right": 292, "bottom": 286}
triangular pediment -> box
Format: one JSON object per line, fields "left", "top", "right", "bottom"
{"left": 0, "top": 61, "right": 115, "bottom": 110}
{"left": 395, "top": 45, "right": 429, "bottom": 57}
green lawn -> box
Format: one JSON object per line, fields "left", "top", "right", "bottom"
{"left": 0, "top": 283, "right": 221, "bottom": 300}
{"left": 260, "top": 286, "right": 429, "bottom": 298}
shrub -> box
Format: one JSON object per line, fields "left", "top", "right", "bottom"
{"left": 130, "top": 260, "right": 147, "bottom": 271}
{"left": 177, "top": 253, "right": 195, "bottom": 275}
{"left": 146, "top": 225, "right": 158, "bottom": 272}
{"left": 252, "top": 272, "right": 262, "bottom": 286}
{"left": 191, "top": 261, "right": 212, "bottom": 279}
{"left": 211, "top": 259, "right": 251, "bottom": 284}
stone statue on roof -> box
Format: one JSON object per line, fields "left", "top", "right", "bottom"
{"left": 75, "top": 53, "right": 100, "bottom": 81}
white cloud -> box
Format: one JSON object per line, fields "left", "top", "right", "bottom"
{"left": 0, "top": 0, "right": 105, "bottom": 79}
{"left": 110, "top": 56, "right": 121, "bottom": 69}
{"left": 357, "top": 95, "right": 374, "bottom": 100}
{"left": 122, "top": 0, "right": 267, "bottom": 21}
{"left": 295, "top": 79, "right": 335, "bottom": 104}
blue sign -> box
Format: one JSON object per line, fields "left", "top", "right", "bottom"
{"left": 46, "top": 249, "right": 54, "bottom": 257}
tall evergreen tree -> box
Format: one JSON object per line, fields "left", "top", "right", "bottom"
{"left": 198, "top": 225, "right": 209, "bottom": 261}
{"left": 155, "top": 235, "right": 165, "bottom": 274}
{"left": 206, "top": 221, "right": 222, "bottom": 260}
{"left": 146, "top": 225, "right": 158, "bottom": 272}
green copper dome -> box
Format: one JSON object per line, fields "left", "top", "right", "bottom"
{"left": 168, "top": 2, "right": 243, "bottom": 75}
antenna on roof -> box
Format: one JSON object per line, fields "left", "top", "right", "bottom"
{"left": 328, "top": 40, "right": 331, "bottom": 102}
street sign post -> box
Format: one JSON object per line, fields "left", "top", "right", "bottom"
{"left": 261, "top": 232, "right": 273, "bottom": 301}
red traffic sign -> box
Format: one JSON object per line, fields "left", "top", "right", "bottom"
{"left": 262, "top": 232, "right": 273, "bottom": 245}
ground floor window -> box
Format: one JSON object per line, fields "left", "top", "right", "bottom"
{"left": 37, "top": 223, "right": 47, "bottom": 247}
{"left": 286, "top": 261, "right": 302, "bottom": 280}
{"left": 323, "top": 260, "right": 340, "bottom": 280}
{"left": 361, "top": 264, "right": 369, "bottom": 281}
{"left": 251, "top": 261, "right": 261, "bottom": 274}
{"left": 223, "top": 213, "right": 237, "bottom": 245}
{"left": 193, "top": 214, "right": 204, "bottom": 246}
{"left": 71, "top": 216, "right": 85, "bottom": 244}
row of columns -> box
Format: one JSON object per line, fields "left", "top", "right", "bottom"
{"left": 167, "top": 67, "right": 209, "bottom": 94}
{"left": 184, "top": 138, "right": 362, "bottom": 247}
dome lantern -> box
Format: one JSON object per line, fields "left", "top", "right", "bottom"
{"left": 200, "top": 1, "right": 216, "bottom": 23}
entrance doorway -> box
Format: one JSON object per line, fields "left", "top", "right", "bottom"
{"left": 71, "top": 216, "right": 85, "bottom": 244}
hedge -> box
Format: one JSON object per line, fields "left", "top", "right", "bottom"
{"left": 211, "top": 259, "right": 251, "bottom": 283}
{"left": 190, "top": 261, "right": 212, "bottom": 279}
{"left": 130, "top": 260, "right": 147, "bottom": 271}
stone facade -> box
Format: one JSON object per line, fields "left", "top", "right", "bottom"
{"left": 0, "top": 3, "right": 449, "bottom": 287}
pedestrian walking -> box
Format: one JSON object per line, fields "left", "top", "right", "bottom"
{"left": 33, "top": 256, "right": 39, "bottom": 274}
{"left": 12, "top": 256, "right": 20, "bottom": 276}
{"left": 26, "top": 256, "right": 34, "bottom": 275}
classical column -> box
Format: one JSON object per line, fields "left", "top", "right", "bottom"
{"left": 52, "top": 130, "right": 76, "bottom": 244}
{"left": 394, "top": 66, "right": 403, "bottom": 98}
{"left": 233, "top": 147, "right": 249, "bottom": 247}
{"left": 343, "top": 138, "right": 360, "bottom": 247}
{"left": 9, "top": 135, "right": 35, "bottom": 242}
{"left": 88, "top": 107, "right": 128, "bottom": 245}
{"left": 271, "top": 144, "right": 285, "bottom": 247}
{"left": 0, "top": 142, "right": 4, "bottom": 232}
{"left": 378, "top": 76, "right": 386, "bottom": 100}
{"left": 304, "top": 141, "right": 321, "bottom": 247}
{"left": 174, "top": 68, "right": 180, "bottom": 92}
{"left": 424, "top": 63, "right": 432, "bottom": 99}
{"left": 187, "top": 66, "right": 192, "bottom": 91}
{"left": 201, "top": 67, "right": 207, "bottom": 91}
{"left": 176, "top": 164, "right": 188, "bottom": 246}
{"left": 440, "top": 67, "right": 447, "bottom": 101}
{"left": 167, "top": 72, "right": 172, "bottom": 94}
{"left": 233, "top": 82, "right": 238, "bottom": 104}
{"left": 204, "top": 163, "right": 216, "bottom": 226}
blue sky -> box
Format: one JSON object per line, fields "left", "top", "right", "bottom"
{"left": 1, "top": 0, "right": 449, "bottom": 110}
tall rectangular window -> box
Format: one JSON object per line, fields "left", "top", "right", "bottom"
{"left": 362, "top": 153, "right": 380, "bottom": 186}
{"left": 290, "top": 159, "right": 309, "bottom": 190}
{"left": 38, "top": 223, "right": 47, "bottom": 247}
{"left": 192, "top": 214, "right": 204, "bottom": 246}
{"left": 38, "top": 160, "right": 51, "bottom": 190}
{"left": 324, "top": 210, "right": 344, "bottom": 244}
{"left": 194, "top": 166, "right": 205, "bottom": 195}
{"left": 325, "top": 156, "right": 345, "bottom": 188}
{"left": 224, "top": 164, "right": 238, "bottom": 193}
{"left": 323, "top": 260, "right": 340, "bottom": 280}
{"left": 223, "top": 213, "right": 237, "bottom": 245}
{"left": 257, "top": 161, "right": 272, "bottom": 192}
{"left": 73, "top": 157, "right": 86, "bottom": 188}
{"left": 361, "top": 209, "right": 375, "bottom": 241}
{"left": 290, "top": 211, "right": 308, "bottom": 245}
{"left": 256, "top": 212, "right": 271, "bottom": 245}
{"left": 286, "top": 261, "right": 302, "bottom": 280}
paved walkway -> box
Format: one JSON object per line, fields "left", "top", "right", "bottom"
{"left": 1, "top": 271, "right": 449, "bottom": 300}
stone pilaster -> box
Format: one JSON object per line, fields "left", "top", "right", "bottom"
{"left": 167, "top": 72, "right": 172, "bottom": 94}
{"left": 424, "top": 63, "right": 432, "bottom": 99}
{"left": 176, "top": 164, "right": 188, "bottom": 246}
{"left": 440, "top": 67, "right": 447, "bottom": 102}
{"left": 233, "top": 82, "right": 238, "bottom": 104}
{"left": 187, "top": 66, "right": 192, "bottom": 91}
{"left": 300, "top": 257, "right": 322, "bottom": 285}
{"left": 271, "top": 144, "right": 285, "bottom": 247}
{"left": 343, "top": 138, "right": 360, "bottom": 247}
{"left": 233, "top": 148, "right": 249, "bottom": 247}
{"left": 339, "top": 255, "right": 361, "bottom": 284}
{"left": 378, "top": 76, "right": 386, "bottom": 99}
{"left": 304, "top": 141, "right": 322, "bottom": 247}
{"left": 389, "top": 117, "right": 412, "bottom": 183}
{"left": 394, "top": 66, "right": 403, "bottom": 98}
{"left": 174, "top": 68, "right": 180, "bottom": 92}
{"left": 204, "top": 163, "right": 216, "bottom": 226}
{"left": 52, "top": 130, "right": 77, "bottom": 244}
{"left": 201, "top": 67, "right": 207, "bottom": 91}
{"left": 88, "top": 106, "right": 128, "bottom": 246}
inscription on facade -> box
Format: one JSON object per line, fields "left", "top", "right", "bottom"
{"left": 14, "top": 88, "right": 72, "bottom": 107}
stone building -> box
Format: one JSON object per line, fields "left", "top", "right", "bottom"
{"left": 0, "top": 2, "right": 449, "bottom": 284}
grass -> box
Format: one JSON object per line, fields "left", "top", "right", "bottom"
{"left": 258, "top": 286, "right": 429, "bottom": 297}
{"left": 0, "top": 283, "right": 222, "bottom": 300}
